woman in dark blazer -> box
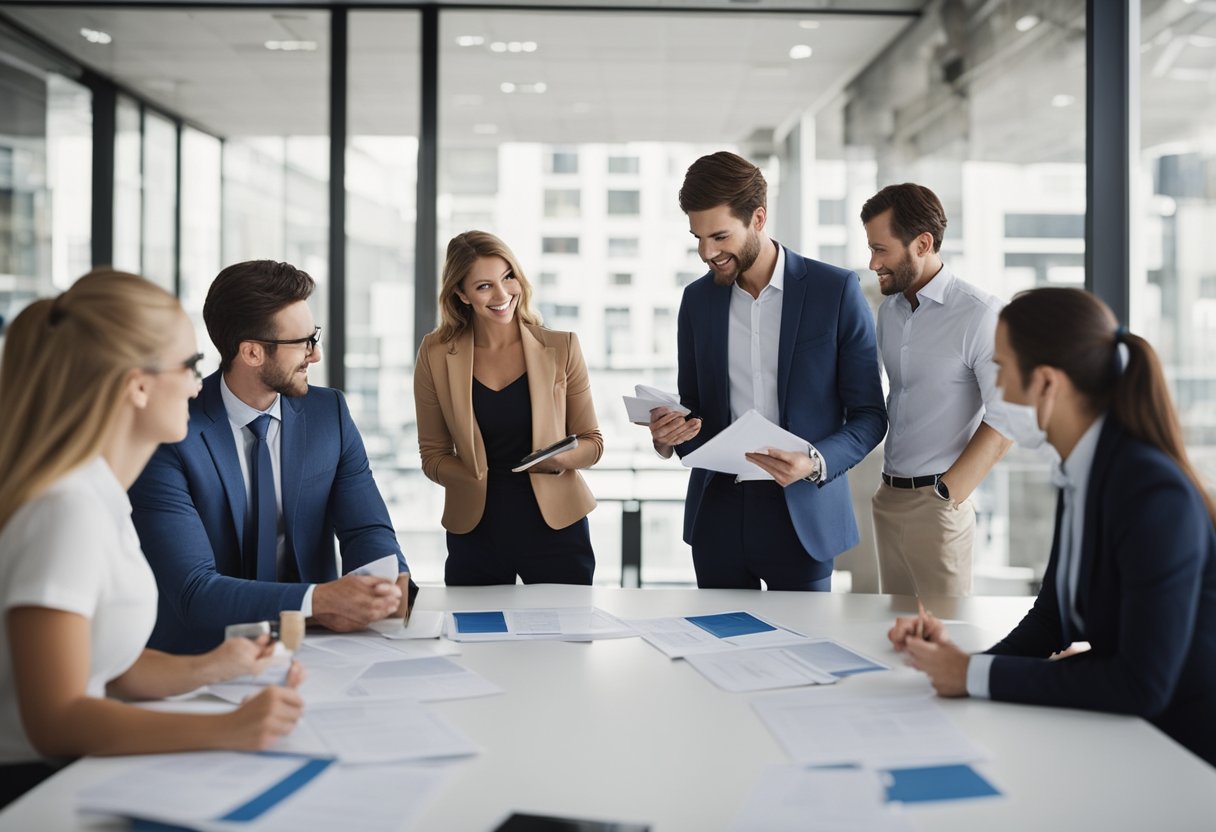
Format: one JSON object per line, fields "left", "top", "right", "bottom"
{"left": 414, "top": 231, "right": 603, "bottom": 585}
{"left": 889, "top": 287, "right": 1216, "bottom": 767}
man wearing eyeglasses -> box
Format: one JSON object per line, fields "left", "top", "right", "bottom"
{"left": 130, "top": 260, "right": 412, "bottom": 653}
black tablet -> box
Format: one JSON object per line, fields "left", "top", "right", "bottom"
{"left": 512, "top": 435, "right": 578, "bottom": 472}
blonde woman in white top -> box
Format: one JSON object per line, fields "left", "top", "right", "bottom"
{"left": 0, "top": 270, "right": 304, "bottom": 808}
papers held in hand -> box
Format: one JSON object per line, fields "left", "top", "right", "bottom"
{"left": 622, "top": 384, "right": 690, "bottom": 424}
{"left": 512, "top": 435, "right": 578, "bottom": 473}
{"left": 680, "top": 409, "right": 807, "bottom": 478}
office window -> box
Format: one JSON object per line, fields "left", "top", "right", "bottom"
{"left": 608, "top": 155, "right": 640, "bottom": 175}
{"left": 537, "top": 271, "right": 558, "bottom": 287}
{"left": 607, "top": 236, "right": 639, "bottom": 258}
{"left": 112, "top": 95, "right": 141, "bottom": 274}
{"left": 544, "top": 189, "right": 581, "bottom": 218}
{"left": 179, "top": 127, "right": 221, "bottom": 331}
{"left": 542, "top": 236, "right": 580, "bottom": 255}
{"left": 142, "top": 111, "right": 177, "bottom": 292}
{"left": 547, "top": 150, "right": 578, "bottom": 174}
{"left": 610, "top": 272, "right": 632, "bottom": 286}
{"left": 1004, "top": 213, "right": 1085, "bottom": 239}
{"left": 677, "top": 270, "right": 701, "bottom": 287}
{"left": 607, "top": 189, "right": 641, "bottom": 216}
{"left": 0, "top": 62, "right": 90, "bottom": 324}
{"left": 1138, "top": 2, "right": 1216, "bottom": 480}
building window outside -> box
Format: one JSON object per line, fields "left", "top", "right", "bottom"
{"left": 607, "top": 189, "right": 641, "bottom": 216}
{"left": 610, "top": 272, "right": 633, "bottom": 286}
{"left": 607, "top": 236, "right": 639, "bottom": 258}
{"left": 547, "top": 149, "right": 578, "bottom": 174}
{"left": 608, "top": 155, "right": 640, "bottom": 174}
{"left": 544, "top": 188, "right": 581, "bottom": 218}
{"left": 542, "top": 236, "right": 580, "bottom": 255}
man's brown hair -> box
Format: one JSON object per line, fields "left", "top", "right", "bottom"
{"left": 860, "top": 183, "right": 948, "bottom": 252}
{"left": 203, "top": 260, "right": 315, "bottom": 372}
{"left": 678, "top": 151, "right": 767, "bottom": 224}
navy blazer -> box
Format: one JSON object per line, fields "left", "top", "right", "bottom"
{"left": 675, "top": 245, "right": 887, "bottom": 562}
{"left": 985, "top": 417, "right": 1216, "bottom": 766}
{"left": 130, "top": 372, "right": 406, "bottom": 653}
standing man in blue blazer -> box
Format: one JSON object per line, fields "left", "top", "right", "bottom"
{"left": 649, "top": 152, "right": 887, "bottom": 590}
{"left": 130, "top": 260, "right": 410, "bottom": 653}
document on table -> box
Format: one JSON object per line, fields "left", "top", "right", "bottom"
{"left": 628, "top": 611, "right": 810, "bottom": 659}
{"left": 371, "top": 609, "right": 445, "bottom": 640}
{"left": 684, "top": 638, "right": 888, "bottom": 692}
{"left": 730, "top": 766, "right": 911, "bottom": 832}
{"left": 277, "top": 700, "right": 480, "bottom": 764}
{"left": 334, "top": 655, "right": 502, "bottom": 703}
{"left": 622, "top": 383, "right": 689, "bottom": 424}
{"left": 446, "top": 607, "right": 635, "bottom": 642}
{"left": 680, "top": 409, "right": 808, "bottom": 478}
{"left": 77, "top": 752, "right": 453, "bottom": 832}
{"left": 78, "top": 752, "right": 314, "bottom": 824}
{"left": 751, "top": 691, "right": 988, "bottom": 769}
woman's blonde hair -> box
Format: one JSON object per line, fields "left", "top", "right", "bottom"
{"left": 434, "top": 230, "right": 542, "bottom": 343}
{"left": 0, "top": 269, "right": 183, "bottom": 530}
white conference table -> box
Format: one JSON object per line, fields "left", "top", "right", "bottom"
{"left": 3, "top": 584, "right": 1215, "bottom": 831}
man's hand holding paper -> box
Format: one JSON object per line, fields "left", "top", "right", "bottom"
{"left": 681, "top": 410, "right": 812, "bottom": 482}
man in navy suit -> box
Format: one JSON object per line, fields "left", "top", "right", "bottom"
{"left": 130, "top": 260, "right": 409, "bottom": 653}
{"left": 650, "top": 152, "right": 887, "bottom": 590}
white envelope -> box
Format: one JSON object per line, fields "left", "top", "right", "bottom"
{"left": 622, "top": 383, "right": 690, "bottom": 424}
{"left": 680, "top": 409, "right": 808, "bottom": 478}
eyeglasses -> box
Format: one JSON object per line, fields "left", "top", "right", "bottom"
{"left": 145, "top": 352, "right": 206, "bottom": 382}
{"left": 249, "top": 326, "right": 323, "bottom": 357}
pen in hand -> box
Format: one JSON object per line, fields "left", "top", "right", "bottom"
{"left": 916, "top": 599, "right": 928, "bottom": 641}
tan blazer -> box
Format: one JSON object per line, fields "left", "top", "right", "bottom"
{"left": 414, "top": 322, "right": 603, "bottom": 534}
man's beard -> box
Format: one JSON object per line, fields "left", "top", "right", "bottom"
{"left": 259, "top": 357, "right": 309, "bottom": 397}
{"left": 878, "top": 251, "right": 919, "bottom": 296}
{"left": 711, "top": 228, "right": 763, "bottom": 287}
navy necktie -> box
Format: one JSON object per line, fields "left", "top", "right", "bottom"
{"left": 1050, "top": 465, "right": 1077, "bottom": 644}
{"left": 245, "top": 413, "right": 278, "bottom": 582}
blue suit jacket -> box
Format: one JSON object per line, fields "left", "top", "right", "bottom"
{"left": 675, "top": 245, "right": 887, "bottom": 562}
{"left": 130, "top": 372, "right": 406, "bottom": 653}
{"left": 985, "top": 417, "right": 1216, "bottom": 766}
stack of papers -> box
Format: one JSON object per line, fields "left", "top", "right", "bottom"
{"left": 681, "top": 409, "right": 808, "bottom": 478}
{"left": 622, "top": 384, "right": 689, "bottom": 424}
{"left": 446, "top": 607, "right": 635, "bottom": 642}
{"left": 628, "top": 611, "right": 810, "bottom": 659}
{"left": 731, "top": 766, "right": 910, "bottom": 832}
{"left": 684, "top": 639, "right": 888, "bottom": 693}
{"left": 278, "top": 701, "right": 480, "bottom": 764}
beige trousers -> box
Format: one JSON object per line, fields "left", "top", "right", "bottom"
{"left": 872, "top": 482, "right": 975, "bottom": 597}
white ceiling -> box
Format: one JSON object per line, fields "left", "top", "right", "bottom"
{"left": 1, "top": 3, "right": 915, "bottom": 144}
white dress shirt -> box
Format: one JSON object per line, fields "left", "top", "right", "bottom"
{"left": 220, "top": 375, "right": 314, "bottom": 616}
{"left": 967, "top": 415, "right": 1105, "bottom": 698}
{"left": 877, "top": 265, "right": 1008, "bottom": 478}
{"left": 0, "top": 457, "right": 158, "bottom": 763}
{"left": 726, "top": 243, "right": 825, "bottom": 483}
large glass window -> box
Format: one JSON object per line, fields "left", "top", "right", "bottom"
{"left": 438, "top": 9, "right": 909, "bottom": 586}
{"left": 0, "top": 20, "right": 90, "bottom": 328}
{"left": 112, "top": 94, "right": 141, "bottom": 273}
{"left": 346, "top": 10, "right": 423, "bottom": 577}
{"left": 141, "top": 110, "right": 176, "bottom": 291}
{"left": 1137, "top": 0, "right": 1216, "bottom": 489}
{"left": 179, "top": 126, "right": 221, "bottom": 355}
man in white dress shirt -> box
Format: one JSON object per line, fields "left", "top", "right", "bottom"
{"left": 862, "top": 184, "right": 1012, "bottom": 596}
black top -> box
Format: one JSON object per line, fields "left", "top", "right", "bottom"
{"left": 472, "top": 373, "right": 533, "bottom": 472}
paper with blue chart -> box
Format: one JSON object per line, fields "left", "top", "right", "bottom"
{"left": 629, "top": 610, "right": 812, "bottom": 659}
{"left": 684, "top": 638, "right": 888, "bottom": 692}
{"left": 446, "top": 607, "right": 634, "bottom": 642}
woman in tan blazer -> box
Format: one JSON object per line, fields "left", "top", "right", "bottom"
{"left": 414, "top": 231, "right": 603, "bottom": 584}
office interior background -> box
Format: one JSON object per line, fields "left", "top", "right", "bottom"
{"left": 0, "top": 0, "right": 1211, "bottom": 592}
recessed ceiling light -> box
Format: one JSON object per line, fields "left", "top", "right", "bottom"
{"left": 500, "top": 81, "right": 516, "bottom": 93}
{"left": 1015, "top": 15, "right": 1040, "bottom": 32}
{"left": 501, "top": 81, "right": 546, "bottom": 94}
{"left": 798, "top": 20, "right": 820, "bottom": 30}
{"left": 264, "top": 40, "right": 317, "bottom": 52}
{"left": 79, "top": 27, "right": 111, "bottom": 45}
{"left": 456, "top": 35, "right": 485, "bottom": 47}
{"left": 789, "top": 44, "right": 813, "bottom": 60}
{"left": 521, "top": 41, "right": 538, "bottom": 53}
{"left": 1051, "top": 93, "right": 1075, "bottom": 108}
{"left": 490, "top": 41, "right": 508, "bottom": 53}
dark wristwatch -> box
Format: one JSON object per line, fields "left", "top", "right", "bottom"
{"left": 933, "top": 476, "right": 951, "bottom": 502}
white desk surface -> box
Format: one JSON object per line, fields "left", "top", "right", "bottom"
{"left": 3, "top": 585, "right": 1215, "bottom": 831}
